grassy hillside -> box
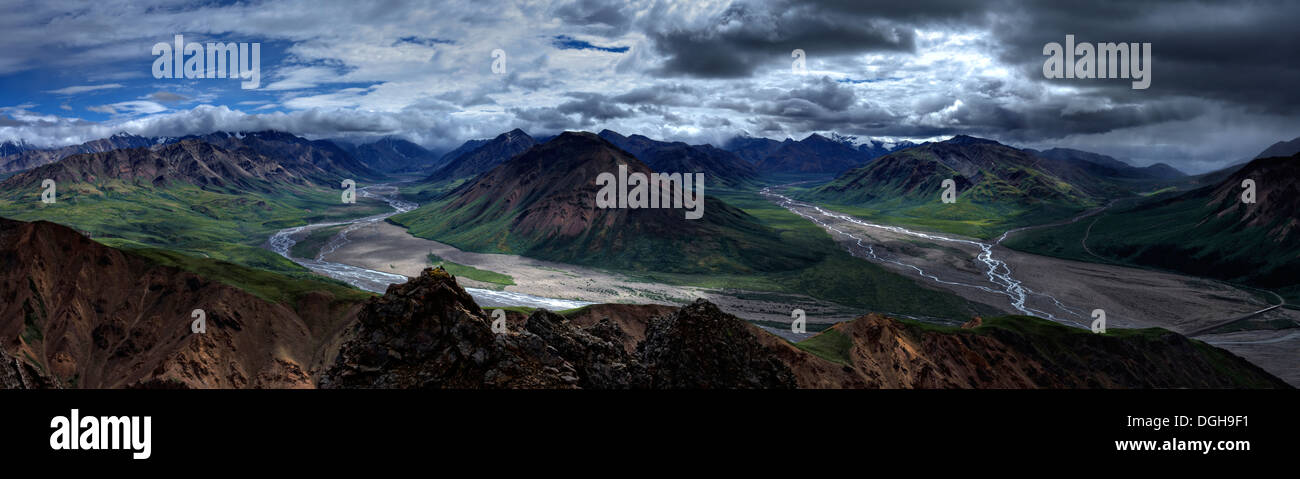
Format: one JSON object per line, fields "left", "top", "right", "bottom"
{"left": 427, "top": 253, "right": 515, "bottom": 287}
{"left": 395, "top": 179, "right": 994, "bottom": 319}
{"left": 0, "top": 178, "right": 390, "bottom": 275}
{"left": 793, "top": 144, "right": 1096, "bottom": 239}
{"left": 115, "top": 244, "right": 374, "bottom": 305}
{"left": 392, "top": 193, "right": 818, "bottom": 274}
{"left": 633, "top": 188, "right": 998, "bottom": 318}
{"left": 399, "top": 176, "right": 470, "bottom": 203}
{"left": 792, "top": 182, "right": 1086, "bottom": 238}
{"left": 1003, "top": 192, "right": 1300, "bottom": 304}
{"left": 290, "top": 224, "right": 348, "bottom": 259}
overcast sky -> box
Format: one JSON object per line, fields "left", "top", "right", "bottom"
{"left": 0, "top": 0, "right": 1297, "bottom": 173}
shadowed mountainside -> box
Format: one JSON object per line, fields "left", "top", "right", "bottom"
{"left": 0, "top": 217, "right": 364, "bottom": 388}
{"left": 392, "top": 131, "right": 819, "bottom": 274}
{"left": 1005, "top": 152, "right": 1300, "bottom": 301}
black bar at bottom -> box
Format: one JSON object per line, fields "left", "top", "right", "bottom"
{"left": 3, "top": 389, "right": 1292, "bottom": 468}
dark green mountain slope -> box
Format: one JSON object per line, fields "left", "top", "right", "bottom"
{"left": 1004, "top": 152, "right": 1300, "bottom": 302}
{"left": 796, "top": 136, "right": 1102, "bottom": 238}
{"left": 0, "top": 136, "right": 390, "bottom": 276}
{"left": 393, "top": 131, "right": 810, "bottom": 274}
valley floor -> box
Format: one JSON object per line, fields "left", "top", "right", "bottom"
{"left": 296, "top": 183, "right": 1297, "bottom": 385}
{"left": 771, "top": 188, "right": 1300, "bottom": 386}
{"left": 316, "top": 220, "right": 863, "bottom": 340}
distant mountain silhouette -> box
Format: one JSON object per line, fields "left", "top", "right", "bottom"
{"left": 0, "top": 132, "right": 158, "bottom": 174}
{"left": 428, "top": 128, "right": 536, "bottom": 181}
{"left": 1256, "top": 136, "right": 1300, "bottom": 159}
{"left": 1, "top": 131, "right": 376, "bottom": 192}
{"left": 1031, "top": 147, "right": 1185, "bottom": 180}
{"left": 341, "top": 137, "right": 444, "bottom": 173}
{"left": 597, "top": 129, "right": 758, "bottom": 187}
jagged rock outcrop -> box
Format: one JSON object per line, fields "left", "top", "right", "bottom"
{"left": 321, "top": 270, "right": 806, "bottom": 389}
{"left": 0, "top": 348, "right": 59, "bottom": 389}
{"left": 320, "top": 268, "right": 645, "bottom": 388}
{"left": 523, "top": 311, "right": 648, "bottom": 388}
{"left": 562, "top": 303, "right": 677, "bottom": 354}
{"left": 638, "top": 299, "right": 797, "bottom": 389}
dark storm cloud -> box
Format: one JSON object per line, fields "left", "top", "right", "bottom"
{"left": 510, "top": 105, "right": 581, "bottom": 131}
{"left": 506, "top": 91, "right": 637, "bottom": 131}
{"left": 552, "top": 0, "right": 633, "bottom": 29}
{"left": 646, "top": 0, "right": 923, "bottom": 78}
{"left": 610, "top": 83, "right": 699, "bottom": 106}
{"left": 939, "top": 96, "right": 1209, "bottom": 141}
{"left": 784, "top": 76, "right": 856, "bottom": 112}
{"left": 993, "top": 0, "right": 1300, "bottom": 112}
{"left": 435, "top": 89, "right": 497, "bottom": 107}
{"left": 557, "top": 92, "right": 636, "bottom": 123}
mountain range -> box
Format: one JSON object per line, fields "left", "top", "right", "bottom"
{"left": 799, "top": 135, "right": 1095, "bottom": 237}
{"left": 1029, "top": 147, "right": 1185, "bottom": 181}
{"left": 597, "top": 129, "right": 758, "bottom": 188}
{"left": 333, "top": 137, "right": 445, "bottom": 174}
{"left": 1256, "top": 136, "right": 1300, "bottom": 159}
{"left": 429, "top": 128, "right": 538, "bottom": 181}
{"left": 1, "top": 130, "right": 449, "bottom": 178}
{"left": 393, "top": 131, "right": 815, "bottom": 274}
{"left": 4, "top": 134, "right": 374, "bottom": 193}
{"left": 723, "top": 132, "right": 884, "bottom": 174}
{"left": 0, "top": 132, "right": 158, "bottom": 175}
{"left": 794, "top": 135, "right": 1194, "bottom": 238}
{"left": 0, "top": 125, "right": 1296, "bottom": 389}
